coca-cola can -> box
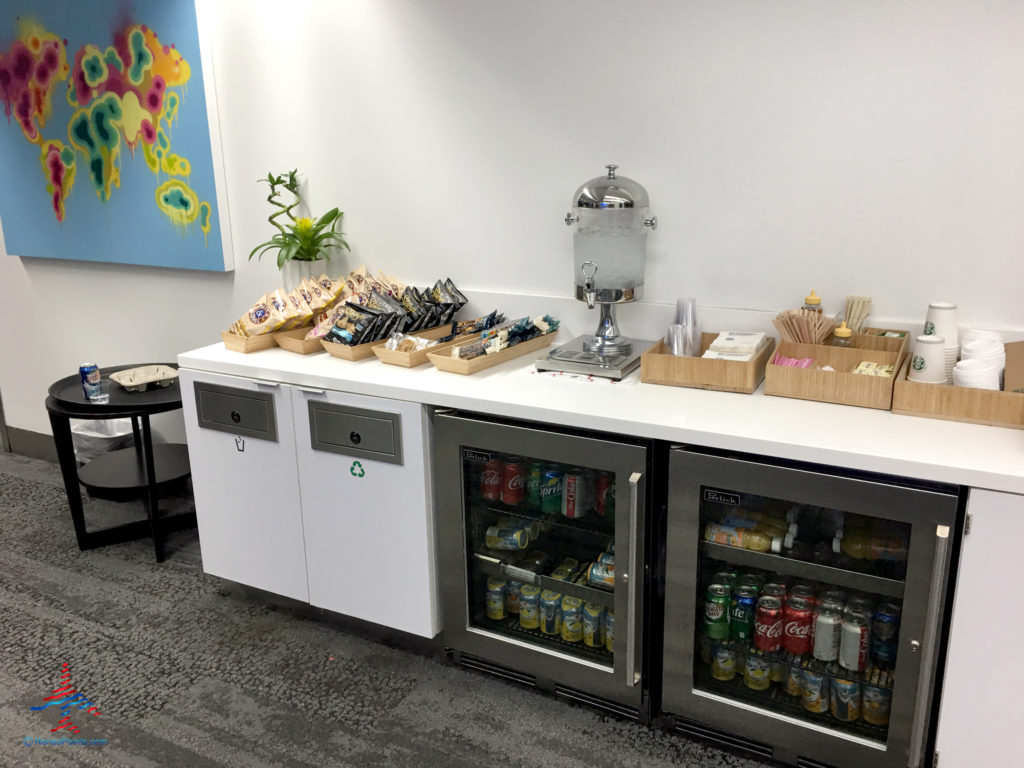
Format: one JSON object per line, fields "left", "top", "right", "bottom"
{"left": 840, "top": 614, "right": 870, "bottom": 672}
{"left": 783, "top": 596, "right": 813, "bottom": 655}
{"left": 813, "top": 609, "right": 842, "bottom": 662}
{"left": 500, "top": 457, "right": 525, "bottom": 506}
{"left": 753, "top": 596, "right": 783, "bottom": 652}
{"left": 480, "top": 458, "right": 502, "bottom": 501}
{"left": 763, "top": 582, "right": 788, "bottom": 599}
{"left": 788, "top": 584, "right": 817, "bottom": 604}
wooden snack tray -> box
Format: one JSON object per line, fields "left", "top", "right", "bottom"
{"left": 892, "top": 355, "right": 1024, "bottom": 429}
{"left": 321, "top": 323, "right": 454, "bottom": 362}
{"left": 427, "top": 332, "right": 557, "bottom": 375}
{"left": 640, "top": 333, "right": 776, "bottom": 394}
{"left": 272, "top": 326, "right": 323, "bottom": 355}
{"left": 221, "top": 330, "right": 277, "bottom": 353}
{"left": 764, "top": 335, "right": 908, "bottom": 410}
{"left": 372, "top": 325, "right": 472, "bottom": 368}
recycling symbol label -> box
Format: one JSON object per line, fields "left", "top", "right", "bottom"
{"left": 350, "top": 460, "right": 365, "bottom": 478}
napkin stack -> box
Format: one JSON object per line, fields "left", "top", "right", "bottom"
{"left": 701, "top": 332, "right": 768, "bottom": 362}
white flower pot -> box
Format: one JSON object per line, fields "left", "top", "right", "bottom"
{"left": 282, "top": 259, "right": 326, "bottom": 292}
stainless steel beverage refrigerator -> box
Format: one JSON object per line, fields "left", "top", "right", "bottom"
{"left": 661, "top": 447, "right": 961, "bottom": 768}
{"left": 434, "top": 410, "right": 654, "bottom": 718}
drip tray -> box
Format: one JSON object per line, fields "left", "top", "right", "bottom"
{"left": 535, "top": 335, "right": 650, "bottom": 380}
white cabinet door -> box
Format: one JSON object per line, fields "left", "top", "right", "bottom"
{"left": 180, "top": 369, "right": 309, "bottom": 602}
{"left": 934, "top": 488, "right": 1024, "bottom": 767}
{"left": 291, "top": 386, "right": 439, "bottom": 638}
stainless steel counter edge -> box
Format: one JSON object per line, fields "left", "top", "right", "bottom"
{"left": 179, "top": 340, "right": 1024, "bottom": 495}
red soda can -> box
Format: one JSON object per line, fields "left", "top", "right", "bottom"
{"left": 788, "top": 584, "right": 817, "bottom": 604}
{"left": 763, "top": 582, "right": 788, "bottom": 599}
{"left": 561, "top": 468, "right": 591, "bottom": 519}
{"left": 783, "top": 596, "right": 813, "bottom": 655}
{"left": 595, "top": 471, "right": 612, "bottom": 516}
{"left": 480, "top": 458, "right": 502, "bottom": 501}
{"left": 753, "top": 595, "right": 783, "bottom": 651}
{"left": 500, "top": 457, "right": 525, "bottom": 506}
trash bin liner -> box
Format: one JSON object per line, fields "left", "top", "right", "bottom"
{"left": 70, "top": 419, "right": 135, "bottom": 463}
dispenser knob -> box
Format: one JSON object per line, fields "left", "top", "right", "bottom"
{"left": 644, "top": 216, "right": 658, "bottom": 230}
{"left": 581, "top": 261, "right": 598, "bottom": 309}
{"left": 606, "top": 164, "right": 618, "bottom": 179}
{"left": 564, "top": 212, "right": 578, "bottom": 226}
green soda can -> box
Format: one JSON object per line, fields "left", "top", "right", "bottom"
{"left": 539, "top": 466, "right": 563, "bottom": 515}
{"left": 704, "top": 584, "right": 731, "bottom": 640}
{"left": 526, "top": 461, "right": 544, "bottom": 508}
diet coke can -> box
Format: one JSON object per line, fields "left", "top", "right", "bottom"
{"left": 753, "top": 595, "right": 784, "bottom": 652}
{"left": 783, "top": 596, "right": 813, "bottom": 655}
{"left": 480, "top": 458, "right": 502, "bottom": 501}
{"left": 561, "top": 468, "right": 591, "bottom": 519}
{"left": 813, "top": 609, "right": 842, "bottom": 662}
{"left": 500, "top": 457, "right": 525, "bottom": 506}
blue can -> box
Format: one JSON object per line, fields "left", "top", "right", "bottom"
{"left": 540, "top": 590, "right": 562, "bottom": 635}
{"left": 604, "top": 607, "right": 615, "bottom": 653}
{"left": 830, "top": 675, "right": 862, "bottom": 722}
{"left": 870, "top": 602, "right": 901, "bottom": 663}
{"left": 79, "top": 363, "right": 102, "bottom": 400}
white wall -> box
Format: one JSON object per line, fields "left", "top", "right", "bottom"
{"left": 3, "top": 0, "right": 1024, "bottom": 436}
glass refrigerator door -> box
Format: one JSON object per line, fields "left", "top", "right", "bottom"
{"left": 435, "top": 412, "right": 648, "bottom": 711}
{"left": 663, "top": 449, "right": 959, "bottom": 768}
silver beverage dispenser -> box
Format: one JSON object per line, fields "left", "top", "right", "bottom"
{"left": 536, "top": 164, "right": 657, "bottom": 380}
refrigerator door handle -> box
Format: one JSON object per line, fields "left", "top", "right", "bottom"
{"left": 626, "top": 471, "right": 642, "bottom": 688}
{"left": 908, "top": 524, "right": 950, "bottom": 768}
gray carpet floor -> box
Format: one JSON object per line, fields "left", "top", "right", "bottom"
{"left": 0, "top": 451, "right": 773, "bottom": 768}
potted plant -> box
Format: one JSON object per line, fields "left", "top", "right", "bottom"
{"left": 247, "top": 169, "right": 350, "bottom": 289}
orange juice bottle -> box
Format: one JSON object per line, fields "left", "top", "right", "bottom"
{"left": 704, "top": 523, "right": 780, "bottom": 553}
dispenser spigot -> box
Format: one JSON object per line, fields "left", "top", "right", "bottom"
{"left": 581, "top": 261, "right": 598, "bottom": 309}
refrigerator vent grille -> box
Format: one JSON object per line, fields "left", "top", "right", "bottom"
{"left": 673, "top": 717, "right": 773, "bottom": 760}
{"left": 453, "top": 652, "right": 536, "bottom": 688}
{"left": 553, "top": 685, "right": 639, "bottom": 721}
{"left": 797, "top": 758, "right": 838, "bottom": 768}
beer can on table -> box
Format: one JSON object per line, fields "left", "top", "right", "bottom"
{"left": 753, "top": 596, "right": 783, "bottom": 652}
{"left": 730, "top": 586, "right": 758, "bottom": 642}
{"left": 526, "top": 461, "right": 544, "bottom": 508}
{"left": 485, "top": 578, "right": 507, "bottom": 620}
{"left": 711, "top": 643, "right": 738, "bottom": 681}
{"left": 518, "top": 584, "right": 541, "bottom": 629}
{"left": 539, "top": 467, "right": 563, "bottom": 514}
{"left": 480, "top": 458, "right": 502, "bottom": 501}
{"left": 801, "top": 661, "right": 830, "bottom": 714}
{"left": 871, "top": 602, "right": 902, "bottom": 663}
{"left": 830, "top": 673, "right": 862, "bottom": 722}
{"left": 813, "top": 610, "right": 842, "bottom": 662}
{"left": 743, "top": 648, "right": 771, "bottom": 691}
{"left": 840, "top": 614, "right": 870, "bottom": 672}
{"left": 783, "top": 597, "right": 813, "bottom": 655}
{"left": 583, "top": 602, "right": 605, "bottom": 647}
{"left": 79, "top": 363, "right": 103, "bottom": 401}
{"left": 561, "top": 468, "right": 591, "bottom": 519}
{"left": 560, "top": 596, "right": 583, "bottom": 643}
{"left": 500, "top": 457, "right": 525, "bottom": 506}
{"left": 704, "top": 584, "right": 731, "bottom": 640}
{"left": 506, "top": 580, "right": 523, "bottom": 614}
{"left": 540, "top": 590, "right": 562, "bottom": 635}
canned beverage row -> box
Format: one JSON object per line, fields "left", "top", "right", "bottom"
{"left": 484, "top": 576, "right": 614, "bottom": 652}
{"left": 703, "top": 570, "right": 902, "bottom": 668}
{"left": 704, "top": 637, "right": 893, "bottom": 726}
{"left": 478, "top": 455, "right": 615, "bottom": 520}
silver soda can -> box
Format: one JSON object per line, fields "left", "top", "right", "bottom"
{"left": 561, "top": 468, "right": 592, "bottom": 519}
{"left": 840, "top": 614, "right": 870, "bottom": 671}
{"left": 813, "top": 610, "right": 842, "bottom": 662}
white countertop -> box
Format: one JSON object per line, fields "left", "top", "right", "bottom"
{"left": 179, "top": 336, "right": 1024, "bottom": 495}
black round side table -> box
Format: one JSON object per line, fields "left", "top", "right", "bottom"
{"left": 45, "top": 363, "right": 196, "bottom": 562}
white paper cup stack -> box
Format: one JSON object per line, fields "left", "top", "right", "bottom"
{"left": 923, "top": 302, "right": 958, "bottom": 384}
{"left": 908, "top": 335, "right": 947, "bottom": 384}
{"left": 960, "top": 330, "right": 1005, "bottom": 390}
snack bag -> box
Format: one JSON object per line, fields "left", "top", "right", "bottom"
{"left": 237, "top": 293, "right": 282, "bottom": 336}
{"left": 287, "top": 288, "right": 314, "bottom": 327}
{"left": 302, "top": 276, "right": 330, "bottom": 315}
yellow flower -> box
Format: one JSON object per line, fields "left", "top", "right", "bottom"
{"left": 294, "top": 216, "right": 315, "bottom": 234}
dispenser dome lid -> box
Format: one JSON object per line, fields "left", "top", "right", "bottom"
{"left": 572, "top": 164, "right": 650, "bottom": 209}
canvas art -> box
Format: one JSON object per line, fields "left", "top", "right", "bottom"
{"left": 0, "top": 0, "right": 232, "bottom": 270}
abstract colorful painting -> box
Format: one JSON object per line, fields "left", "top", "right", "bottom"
{"left": 0, "top": 0, "right": 232, "bottom": 270}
